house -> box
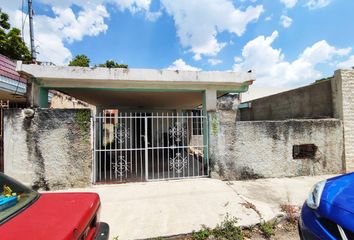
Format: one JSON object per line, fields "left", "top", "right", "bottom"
{"left": 3, "top": 62, "right": 354, "bottom": 190}
{"left": 4, "top": 63, "right": 253, "bottom": 188}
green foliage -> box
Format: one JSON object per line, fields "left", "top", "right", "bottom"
{"left": 259, "top": 221, "right": 275, "bottom": 239}
{"left": 98, "top": 59, "right": 128, "bottom": 69}
{"left": 192, "top": 226, "right": 212, "bottom": 240}
{"left": 192, "top": 214, "right": 244, "bottom": 240}
{"left": 0, "top": 10, "right": 31, "bottom": 61}
{"left": 0, "top": 10, "right": 10, "bottom": 29}
{"left": 211, "top": 114, "right": 218, "bottom": 136}
{"left": 74, "top": 110, "right": 91, "bottom": 133}
{"left": 69, "top": 54, "right": 90, "bottom": 67}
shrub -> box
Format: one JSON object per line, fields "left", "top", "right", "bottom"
{"left": 192, "top": 214, "right": 244, "bottom": 240}
{"left": 259, "top": 221, "right": 275, "bottom": 239}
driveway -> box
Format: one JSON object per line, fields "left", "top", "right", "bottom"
{"left": 61, "top": 175, "right": 335, "bottom": 240}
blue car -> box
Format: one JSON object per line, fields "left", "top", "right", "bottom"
{"left": 299, "top": 173, "right": 354, "bottom": 240}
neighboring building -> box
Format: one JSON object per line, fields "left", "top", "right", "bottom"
{"left": 0, "top": 55, "right": 27, "bottom": 106}
{"left": 0, "top": 55, "right": 28, "bottom": 172}
{"left": 49, "top": 90, "right": 93, "bottom": 109}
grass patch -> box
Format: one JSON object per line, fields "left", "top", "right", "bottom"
{"left": 191, "top": 214, "right": 244, "bottom": 240}
{"left": 259, "top": 221, "right": 275, "bottom": 239}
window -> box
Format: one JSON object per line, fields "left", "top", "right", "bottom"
{"left": 293, "top": 144, "right": 317, "bottom": 159}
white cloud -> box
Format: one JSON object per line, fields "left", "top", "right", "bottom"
{"left": 36, "top": 0, "right": 152, "bottom": 13}
{"left": 167, "top": 59, "right": 201, "bottom": 71}
{"left": 52, "top": 5, "right": 109, "bottom": 43}
{"left": 0, "top": 0, "right": 157, "bottom": 65}
{"left": 280, "top": 0, "right": 297, "bottom": 8}
{"left": 233, "top": 31, "right": 351, "bottom": 87}
{"left": 265, "top": 15, "right": 272, "bottom": 21}
{"left": 234, "top": 56, "right": 243, "bottom": 63}
{"left": 337, "top": 56, "right": 354, "bottom": 69}
{"left": 4, "top": 4, "right": 110, "bottom": 65}
{"left": 306, "top": 0, "right": 332, "bottom": 9}
{"left": 161, "top": 0, "right": 263, "bottom": 60}
{"left": 280, "top": 15, "right": 293, "bottom": 28}
{"left": 300, "top": 41, "right": 351, "bottom": 63}
{"left": 208, "top": 58, "right": 223, "bottom": 66}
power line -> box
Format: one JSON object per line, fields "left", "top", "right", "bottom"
{"left": 34, "top": 37, "right": 64, "bottom": 57}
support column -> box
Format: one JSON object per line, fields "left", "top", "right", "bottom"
{"left": 39, "top": 88, "right": 49, "bottom": 108}
{"left": 27, "top": 81, "right": 48, "bottom": 108}
{"left": 332, "top": 69, "right": 354, "bottom": 172}
{"left": 204, "top": 89, "right": 217, "bottom": 112}
{"left": 203, "top": 89, "right": 217, "bottom": 176}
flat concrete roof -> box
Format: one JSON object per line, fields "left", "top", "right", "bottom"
{"left": 16, "top": 62, "right": 254, "bottom": 91}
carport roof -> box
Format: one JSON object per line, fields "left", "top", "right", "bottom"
{"left": 16, "top": 62, "right": 254, "bottom": 92}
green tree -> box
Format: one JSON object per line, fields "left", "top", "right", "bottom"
{"left": 68, "top": 54, "right": 90, "bottom": 67}
{"left": 98, "top": 60, "right": 128, "bottom": 69}
{"left": 0, "top": 10, "right": 31, "bottom": 61}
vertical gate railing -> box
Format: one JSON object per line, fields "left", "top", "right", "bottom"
{"left": 93, "top": 111, "right": 208, "bottom": 183}
{"left": 0, "top": 100, "right": 9, "bottom": 172}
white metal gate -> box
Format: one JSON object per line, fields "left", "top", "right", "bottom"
{"left": 93, "top": 111, "right": 209, "bottom": 183}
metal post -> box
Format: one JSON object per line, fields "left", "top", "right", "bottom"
{"left": 144, "top": 117, "right": 149, "bottom": 181}
{"left": 28, "top": 0, "right": 36, "bottom": 62}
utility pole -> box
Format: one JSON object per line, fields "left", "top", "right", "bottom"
{"left": 28, "top": 0, "right": 36, "bottom": 62}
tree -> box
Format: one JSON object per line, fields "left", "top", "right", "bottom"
{"left": 0, "top": 10, "right": 31, "bottom": 61}
{"left": 68, "top": 54, "right": 90, "bottom": 67}
{"left": 98, "top": 60, "right": 128, "bottom": 69}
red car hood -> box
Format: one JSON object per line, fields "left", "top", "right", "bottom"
{"left": 0, "top": 192, "right": 100, "bottom": 240}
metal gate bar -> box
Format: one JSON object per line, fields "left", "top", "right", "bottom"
{"left": 93, "top": 110, "right": 208, "bottom": 183}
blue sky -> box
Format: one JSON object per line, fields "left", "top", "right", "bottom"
{"left": 2, "top": 0, "right": 354, "bottom": 87}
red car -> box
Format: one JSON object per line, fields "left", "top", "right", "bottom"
{"left": 0, "top": 173, "right": 109, "bottom": 240}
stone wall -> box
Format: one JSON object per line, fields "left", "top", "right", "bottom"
{"left": 4, "top": 108, "right": 92, "bottom": 190}
{"left": 209, "top": 98, "right": 344, "bottom": 180}
{"left": 332, "top": 70, "right": 354, "bottom": 172}
{"left": 240, "top": 80, "right": 333, "bottom": 121}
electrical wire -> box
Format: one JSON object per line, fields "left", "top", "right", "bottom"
{"left": 34, "top": 37, "right": 63, "bottom": 64}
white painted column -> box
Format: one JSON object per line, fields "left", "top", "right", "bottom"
{"left": 204, "top": 89, "right": 217, "bottom": 112}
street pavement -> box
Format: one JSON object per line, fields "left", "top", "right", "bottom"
{"left": 59, "top": 175, "right": 336, "bottom": 240}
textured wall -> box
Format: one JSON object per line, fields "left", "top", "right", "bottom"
{"left": 240, "top": 80, "right": 333, "bottom": 121}
{"left": 4, "top": 109, "right": 92, "bottom": 190}
{"left": 210, "top": 105, "right": 344, "bottom": 180}
{"left": 332, "top": 70, "right": 354, "bottom": 172}
{"left": 50, "top": 90, "right": 94, "bottom": 110}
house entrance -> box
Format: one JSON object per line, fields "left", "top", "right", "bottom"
{"left": 93, "top": 110, "right": 209, "bottom": 183}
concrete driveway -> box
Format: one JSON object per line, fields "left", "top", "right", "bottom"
{"left": 61, "top": 175, "right": 335, "bottom": 240}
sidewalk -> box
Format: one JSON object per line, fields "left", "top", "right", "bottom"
{"left": 61, "top": 175, "right": 335, "bottom": 240}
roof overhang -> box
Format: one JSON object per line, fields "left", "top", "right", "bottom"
{"left": 16, "top": 62, "right": 254, "bottom": 92}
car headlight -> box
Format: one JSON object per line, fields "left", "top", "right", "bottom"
{"left": 306, "top": 180, "right": 326, "bottom": 209}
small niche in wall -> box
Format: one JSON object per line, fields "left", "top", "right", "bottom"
{"left": 293, "top": 144, "right": 318, "bottom": 159}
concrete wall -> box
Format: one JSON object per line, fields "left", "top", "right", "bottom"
{"left": 332, "top": 70, "right": 354, "bottom": 172}
{"left": 50, "top": 90, "right": 93, "bottom": 110}
{"left": 4, "top": 108, "right": 92, "bottom": 190}
{"left": 240, "top": 80, "right": 333, "bottom": 121}
{"left": 209, "top": 97, "right": 344, "bottom": 180}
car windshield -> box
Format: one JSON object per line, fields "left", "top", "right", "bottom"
{"left": 0, "top": 173, "right": 39, "bottom": 223}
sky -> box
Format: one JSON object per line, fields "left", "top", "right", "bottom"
{"left": 1, "top": 0, "right": 354, "bottom": 88}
